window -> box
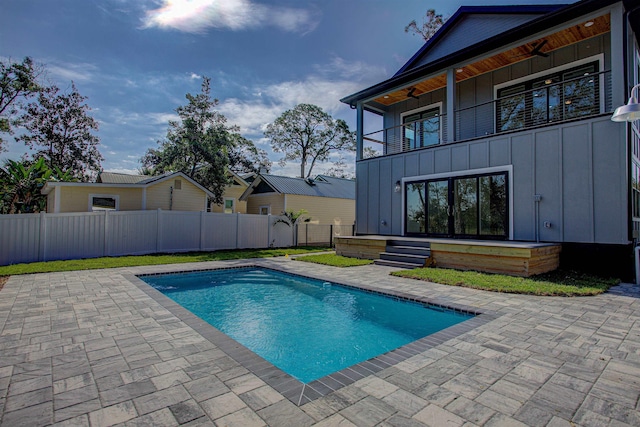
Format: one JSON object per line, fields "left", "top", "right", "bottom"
{"left": 497, "top": 61, "right": 599, "bottom": 132}
{"left": 259, "top": 205, "right": 270, "bottom": 215}
{"left": 402, "top": 105, "right": 441, "bottom": 150}
{"left": 89, "top": 194, "right": 119, "bottom": 211}
{"left": 174, "top": 179, "right": 182, "bottom": 190}
{"left": 224, "top": 198, "right": 235, "bottom": 214}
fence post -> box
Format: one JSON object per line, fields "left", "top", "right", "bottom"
{"left": 235, "top": 213, "right": 240, "bottom": 249}
{"left": 156, "top": 208, "right": 162, "bottom": 253}
{"left": 200, "top": 211, "right": 205, "bottom": 251}
{"left": 38, "top": 211, "right": 47, "bottom": 262}
{"left": 330, "top": 224, "right": 333, "bottom": 247}
{"left": 104, "top": 210, "right": 110, "bottom": 257}
{"left": 267, "top": 214, "right": 271, "bottom": 247}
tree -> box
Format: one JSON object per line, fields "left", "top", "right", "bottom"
{"left": 17, "top": 83, "right": 102, "bottom": 181}
{"left": 264, "top": 104, "right": 355, "bottom": 179}
{"left": 405, "top": 9, "right": 446, "bottom": 42}
{"left": 0, "top": 57, "right": 42, "bottom": 151}
{"left": 274, "top": 209, "right": 310, "bottom": 227}
{"left": 0, "top": 157, "right": 74, "bottom": 214}
{"left": 228, "top": 133, "right": 272, "bottom": 175}
{"left": 142, "top": 77, "right": 269, "bottom": 204}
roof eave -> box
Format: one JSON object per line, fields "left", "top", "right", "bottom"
{"left": 340, "top": 0, "right": 618, "bottom": 106}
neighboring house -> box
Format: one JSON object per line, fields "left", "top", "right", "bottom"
{"left": 341, "top": 0, "right": 640, "bottom": 275}
{"left": 42, "top": 171, "right": 214, "bottom": 213}
{"left": 239, "top": 174, "right": 355, "bottom": 226}
{"left": 207, "top": 171, "right": 249, "bottom": 214}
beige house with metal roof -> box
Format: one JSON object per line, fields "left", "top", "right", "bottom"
{"left": 42, "top": 171, "right": 248, "bottom": 214}
{"left": 240, "top": 174, "right": 355, "bottom": 226}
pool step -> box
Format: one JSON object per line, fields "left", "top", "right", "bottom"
{"left": 374, "top": 241, "right": 431, "bottom": 269}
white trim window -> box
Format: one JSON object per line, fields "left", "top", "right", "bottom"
{"left": 223, "top": 198, "right": 235, "bottom": 214}
{"left": 495, "top": 55, "right": 604, "bottom": 133}
{"left": 259, "top": 205, "right": 270, "bottom": 215}
{"left": 401, "top": 102, "right": 443, "bottom": 150}
{"left": 89, "top": 194, "right": 119, "bottom": 212}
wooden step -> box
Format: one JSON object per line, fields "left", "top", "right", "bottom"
{"left": 374, "top": 259, "right": 424, "bottom": 269}
{"left": 379, "top": 252, "right": 428, "bottom": 265}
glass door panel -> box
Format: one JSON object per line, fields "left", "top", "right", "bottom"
{"left": 479, "top": 175, "right": 507, "bottom": 236}
{"left": 426, "top": 180, "right": 449, "bottom": 235}
{"left": 406, "top": 182, "right": 426, "bottom": 233}
{"left": 453, "top": 178, "right": 478, "bottom": 236}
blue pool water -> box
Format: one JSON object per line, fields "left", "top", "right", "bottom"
{"left": 142, "top": 267, "right": 472, "bottom": 383}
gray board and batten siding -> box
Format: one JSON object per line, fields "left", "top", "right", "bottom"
{"left": 357, "top": 115, "right": 627, "bottom": 245}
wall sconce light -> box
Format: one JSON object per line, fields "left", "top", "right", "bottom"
{"left": 394, "top": 180, "right": 401, "bottom": 193}
{"left": 612, "top": 83, "right": 640, "bottom": 122}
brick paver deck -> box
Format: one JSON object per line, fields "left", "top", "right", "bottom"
{"left": 1, "top": 258, "right": 639, "bottom": 426}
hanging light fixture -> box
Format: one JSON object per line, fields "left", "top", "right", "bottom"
{"left": 394, "top": 180, "right": 401, "bottom": 193}
{"left": 611, "top": 84, "right": 640, "bottom": 122}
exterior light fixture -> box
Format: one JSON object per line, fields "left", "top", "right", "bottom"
{"left": 394, "top": 180, "right": 401, "bottom": 192}
{"left": 544, "top": 79, "right": 553, "bottom": 84}
{"left": 456, "top": 68, "right": 464, "bottom": 73}
{"left": 611, "top": 84, "right": 640, "bottom": 122}
{"left": 384, "top": 95, "right": 390, "bottom": 99}
{"left": 584, "top": 21, "right": 594, "bottom": 27}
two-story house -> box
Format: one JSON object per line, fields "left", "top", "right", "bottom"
{"left": 340, "top": 0, "right": 640, "bottom": 278}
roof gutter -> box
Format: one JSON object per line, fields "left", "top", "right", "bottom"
{"left": 340, "top": 0, "right": 620, "bottom": 106}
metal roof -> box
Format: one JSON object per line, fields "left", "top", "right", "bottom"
{"left": 97, "top": 172, "right": 150, "bottom": 184}
{"left": 250, "top": 174, "right": 355, "bottom": 199}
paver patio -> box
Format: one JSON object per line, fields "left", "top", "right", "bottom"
{"left": 1, "top": 258, "right": 639, "bottom": 426}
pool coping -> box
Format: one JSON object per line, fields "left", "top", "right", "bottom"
{"left": 125, "top": 264, "right": 500, "bottom": 406}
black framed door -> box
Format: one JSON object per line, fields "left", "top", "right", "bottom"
{"left": 405, "top": 172, "right": 508, "bottom": 239}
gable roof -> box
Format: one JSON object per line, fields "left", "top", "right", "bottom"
{"left": 42, "top": 171, "right": 215, "bottom": 198}
{"left": 341, "top": 0, "right": 620, "bottom": 106}
{"left": 395, "top": 5, "right": 565, "bottom": 76}
{"left": 239, "top": 174, "right": 355, "bottom": 201}
{"left": 97, "top": 172, "right": 150, "bottom": 184}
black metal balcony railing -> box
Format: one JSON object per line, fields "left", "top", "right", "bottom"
{"left": 362, "top": 70, "right": 612, "bottom": 158}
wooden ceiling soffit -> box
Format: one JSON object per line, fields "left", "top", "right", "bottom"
{"left": 372, "top": 14, "right": 610, "bottom": 107}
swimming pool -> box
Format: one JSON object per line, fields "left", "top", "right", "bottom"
{"left": 142, "top": 266, "right": 473, "bottom": 383}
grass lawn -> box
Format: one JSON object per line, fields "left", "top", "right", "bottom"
{"left": 391, "top": 267, "right": 620, "bottom": 296}
{"left": 295, "top": 253, "right": 374, "bottom": 267}
{"left": 0, "top": 247, "right": 331, "bottom": 277}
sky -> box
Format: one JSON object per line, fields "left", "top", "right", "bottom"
{"left": 1, "top": 0, "right": 574, "bottom": 178}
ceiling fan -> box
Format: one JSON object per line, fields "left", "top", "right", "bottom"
{"left": 513, "top": 39, "right": 550, "bottom": 58}
{"left": 406, "top": 87, "right": 420, "bottom": 100}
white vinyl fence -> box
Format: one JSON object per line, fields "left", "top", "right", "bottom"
{"left": 0, "top": 210, "right": 295, "bottom": 266}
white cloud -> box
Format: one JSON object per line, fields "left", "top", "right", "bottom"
{"left": 141, "top": 0, "right": 319, "bottom": 34}
{"left": 47, "top": 62, "right": 99, "bottom": 83}
{"left": 218, "top": 99, "right": 280, "bottom": 135}
{"left": 145, "top": 112, "right": 180, "bottom": 125}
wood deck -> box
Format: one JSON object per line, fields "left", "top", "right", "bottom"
{"left": 335, "top": 236, "right": 561, "bottom": 277}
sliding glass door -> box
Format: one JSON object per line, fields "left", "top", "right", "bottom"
{"left": 405, "top": 172, "right": 508, "bottom": 239}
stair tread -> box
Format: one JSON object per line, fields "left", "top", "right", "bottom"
{"left": 374, "top": 259, "right": 423, "bottom": 269}
{"left": 380, "top": 252, "right": 429, "bottom": 259}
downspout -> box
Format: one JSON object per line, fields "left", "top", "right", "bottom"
{"left": 169, "top": 186, "right": 173, "bottom": 211}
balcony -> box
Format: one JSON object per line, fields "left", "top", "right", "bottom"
{"left": 362, "top": 69, "right": 612, "bottom": 158}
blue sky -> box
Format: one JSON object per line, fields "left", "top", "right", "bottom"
{"left": 1, "top": 0, "right": 572, "bottom": 177}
